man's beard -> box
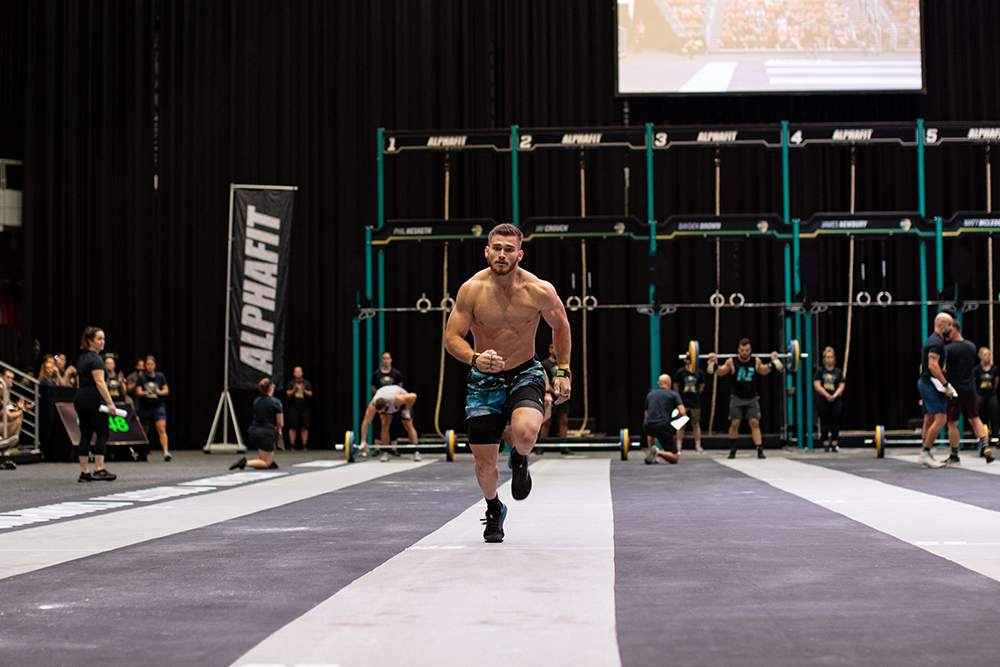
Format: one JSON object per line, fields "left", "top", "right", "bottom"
{"left": 488, "top": 256, "right": 517, "bottom": 276}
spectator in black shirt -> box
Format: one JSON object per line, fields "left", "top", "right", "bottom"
{"left": 231, "top": 378, "right": 284, "bottom": 470}
{"left": 2, "top": 369, "right": 27, "bottom": 443}
{"left": 285, "top": 366, "right": 313, "bottom": 450}
{"left": 371, "top": 352, "right": 403, "bottom": 393}
{"left": 673, "top": 353, "right": 707, "bottom": 454}
{"left": 137, "top": 355, "right": 171, "bottom": 461}
{"left": 73, "top": 327, "right": 118, "bottom": 482}
{"left": 103, "top": 356, "right": 127, "bottom": 403}
{"left": 975, "top": 346, "right": 999, "bottom": 444}
{"left": 38, "top": 355, "right": 60, "bottom": 386}
{"left": 125, "top": 358, "right": 144, "bottom": 408}
{"left": 54, "top": 353, "right": 77, "bottom": 388}
{"left": 943, "top": 320, "right": 992, "bottom": 464}
{"left": 813, "top": 347, "right": 845, "bottom": 452}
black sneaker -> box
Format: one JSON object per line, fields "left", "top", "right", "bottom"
{"left": 510, "top": 450, "right": 532, "bottom": 500}
{"left": 78, "top": 472, "right": 94, "bottom": 482}
{"left": 229, "top": 457, "right": 247, "bottom": 470}
{"left": 481, "top": 502, "right": 507, "bottom": 543}
{"left": 757, "top": 448, "right": 766, "bottom": 459}
{"left": 268, "top": 461, "right": 279, "bottom": 469}
{"left": 92, "top": 469, "right": 117, "bottom": 481}
{"left": 727, "top": 449, "right": 737, "bottom": 459}
{"left": 944, "top": 453, "right": 961, "bottom": 466}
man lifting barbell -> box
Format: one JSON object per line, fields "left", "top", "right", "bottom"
{"left": 707, "top": 338, "right": 781, "bottom": 459}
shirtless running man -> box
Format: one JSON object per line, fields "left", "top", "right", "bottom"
{"left": 445, "top": 223, "right": 572, "bottom": 543}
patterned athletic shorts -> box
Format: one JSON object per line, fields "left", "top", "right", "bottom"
{"left": 465, "top": 357, "right": 546, "bottom": 445}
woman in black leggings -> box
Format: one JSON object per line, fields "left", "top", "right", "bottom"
{"left": 74, "top": 327, "right": 118, "bottom": 482}
{"left": 975, "top": 346, "right": 999, "bottom": 445}
{"left": 813, "top": 346, "right": 845, "bottom": 452}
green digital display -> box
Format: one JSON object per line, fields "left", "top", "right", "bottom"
{"left": 57, "top": 402, "right": 148, "bottom": 446}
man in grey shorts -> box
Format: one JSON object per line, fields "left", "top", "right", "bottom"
{"left": 708, "top": 338, "right": 780, "bottom": 459}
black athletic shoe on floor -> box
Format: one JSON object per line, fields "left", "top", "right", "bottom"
{"left": 481, "top": 502, "right": 507, "bottom": 543}
{"left": 268, "top": 461, "right": 279, "bottom": 469}
{"left": 229, "top": 457, "right": 247, "bottom": 470}
{"left": 91, "top": 469, "right": 117, "bottom": 481}
{"left": 510, "top": 451, "right": 532, "bottom": 500}
{"left": 78, "top": 472, "right": 94, "bottom": 482}
{"left": 757, "top": 448, "right": 766, "bottom": 459}
{"left": 727, "top": 449, "right": 737, "bottom": 459}
{"left": 944, "top": 453, "right": 961, "bottom": 466}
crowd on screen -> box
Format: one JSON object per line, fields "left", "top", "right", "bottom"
{"left": 715, "top": 0, "right": 919, "bottom": 52}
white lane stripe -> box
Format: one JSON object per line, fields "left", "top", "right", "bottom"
{"left": 766, "top": 67, "right": 922, "bottom": 75}
{"left": 230, "top": 459, "right": 621, "bottom": 667}
{"left": 768, "top": 76, "right": 922, "bottom": 87}
{"left": 721, "top": 458, "right": 1000, "bottom": 583}
{"left": 888, "top": 453, "right": 1000, "bottom": 476}
{"left": 679, "top": 62, "right": 738, "bottom": 93}
{"left": 0, "top": 461, "right": 429, "bottom": 580}
{"left": 764, "top": 59, "right": 921, "bottom": 67}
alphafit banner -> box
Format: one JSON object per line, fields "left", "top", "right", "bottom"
{"left": 228, "top": 188, "right": 294, "bottom": 390}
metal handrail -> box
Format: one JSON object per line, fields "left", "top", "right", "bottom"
{"left": 0, "top": 360, "right": 41, "bottom": 448}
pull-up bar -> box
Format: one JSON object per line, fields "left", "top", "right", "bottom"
{"left": 362, "top": 121, "right": 1000, "bottom": 452}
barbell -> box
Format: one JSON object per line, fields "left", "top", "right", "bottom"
{"left": 868, "top": 424, "right": 993, "bottom": 459}
{"left": 345, "top": 428, "right": 635, "bottom": 462}
{"left": 679, "top": 339, "right": 805, "bottom": 374}
{"left": 344, "top": 429, "right": 458, "bottom": 462}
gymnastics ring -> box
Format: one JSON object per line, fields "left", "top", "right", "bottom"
{"left": 566, "top": 296, "right": 582, "bottom": 312}
{"left": 583, "top": 295, "right": 598, "bottom": 311}
{"left": 876, "top": 291, "right": 893, "bottom": 306}
{"left": 440, "top": 296, "right": 456, "bottom": 312}
{"left": 709, "top": 292, "right": 726, "bottom": 307}
{"left": 855, "top": 291, "right": 871, "bottom": 306}
{"left": 415, "top": 295, "right": 433, "bottom": 313}
{"left": 729, "top": 292, "right": 745, "bottom": 307}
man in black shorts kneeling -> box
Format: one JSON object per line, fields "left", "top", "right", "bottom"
{"left": 644, "top": 375, "right": 686, "bottom": 465}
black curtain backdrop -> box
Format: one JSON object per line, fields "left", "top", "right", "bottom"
{"left": 3, "top": 0, "right": 1000, "bottom": 448}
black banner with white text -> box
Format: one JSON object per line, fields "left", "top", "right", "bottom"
{"left": 228, "top": 188, "right": 294, "bottom": 390}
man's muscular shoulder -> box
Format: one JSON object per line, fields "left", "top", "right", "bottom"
{"left": 516, "top": 270, "right": 557, "bottom": 305}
